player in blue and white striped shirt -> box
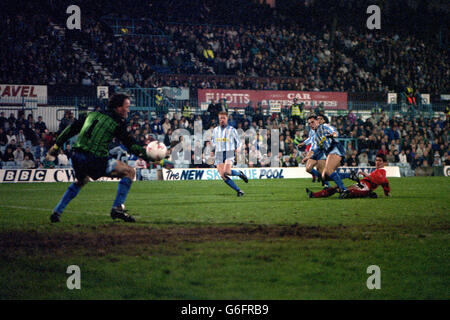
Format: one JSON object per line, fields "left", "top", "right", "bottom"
{"left": 298, "top": 114, "right": 329, "bottom": 186}
{"left": 211, "top": 111, "right": 248, "bottom": 196}
{"left": 306, "top": 115, "right": 347, "bottom": 193}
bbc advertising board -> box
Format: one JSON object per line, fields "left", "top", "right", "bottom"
{"left": 0, "top": 168, "right": 130, "bottom": 183}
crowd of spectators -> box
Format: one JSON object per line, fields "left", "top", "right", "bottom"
{"left": 0, "top": 12, "right": 106, "bottom": 87}
{"left": 0, "top": 0, "right": 448, "bottom": 173}
{"left": 1, "top": 1, "right": 448, "bottom": 100}
{"left": 0, "top": 110, "right": 75, "bottom": 169}
{"left": 117, "top": 103, "right": 449, "bottom": 171}
{"left": 77, "top": 19, "right": 448, "bottom": 97}
{"left": 1, "top": 103, "right": 448, "bottom": 173}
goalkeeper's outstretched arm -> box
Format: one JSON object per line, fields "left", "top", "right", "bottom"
{"left": 47, "top": 114, "right": 87, "bottom": 159}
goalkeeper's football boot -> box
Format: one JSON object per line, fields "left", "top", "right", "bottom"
{"left": 305, "top": 188, "right": 313, "bottom": 198}
{"left": 237, "top": 190, "right": 245, "bottom": 197}
{"left": 50, "top": 212, "right": 60, "bottom": 223}
{"left": 110, "top": 206, "right": 136, "bottom": 222}
{"left": 238, "top": 171, "right": 249, "bottom": 183}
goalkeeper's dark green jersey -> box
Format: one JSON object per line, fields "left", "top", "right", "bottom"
{"left": 55, "top": 110, "right": 147, "bottom": 159}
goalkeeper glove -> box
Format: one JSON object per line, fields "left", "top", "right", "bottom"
{"left": 160, "top": 159, "right": 174, "bottom": 169}
{"left": 45, "top": 144, "right": 60, "bottom": 161}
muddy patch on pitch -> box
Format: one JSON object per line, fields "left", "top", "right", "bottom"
{"left": 0, "top": 224, "right": 348, "bottom": 257}
{"left": 0, "top": 223, "right": 446, "bottom": 258}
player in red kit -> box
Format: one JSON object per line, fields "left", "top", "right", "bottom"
{"left": 306, "top": 154, "right": 390, "bottom": 199}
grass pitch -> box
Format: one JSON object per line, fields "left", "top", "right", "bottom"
{"left": 0, "top": 177, "right": 448, "bottom": 299}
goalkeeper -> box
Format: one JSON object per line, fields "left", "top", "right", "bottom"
{"left": 48, "top": 93, "right": 173, "bottom": 223}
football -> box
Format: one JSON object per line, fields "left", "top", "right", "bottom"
{"left": 146, "top": 141, "right": 167, "bottom": 161}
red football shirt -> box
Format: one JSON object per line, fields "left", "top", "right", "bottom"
{"left": 361, "top": 168, "right": 391, "bottom": 195}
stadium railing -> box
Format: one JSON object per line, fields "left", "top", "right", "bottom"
{"left": 349, "top": 101, "right": 446, "bottom": 119}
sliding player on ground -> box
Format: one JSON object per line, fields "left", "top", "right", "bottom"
{"left": 211, "top": 111, "right": 248, "bottom": 196}
{"left": 306, "top": 154, "right": 391, "bottom": 199}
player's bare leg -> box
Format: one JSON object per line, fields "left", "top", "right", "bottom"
{"left": 305, "top": 158, "right": 318, "bottom": 182}
{"left": 217, "top": 163, "right": 226, "bottom": 178}
{"left": 222, "top": 162, "right": 233, "bottom": 177}
{"left": 218, "top": 160, "right": 246, "bottom": 196}
{"left": 322, "top": 154, "right": 347, "bottom": 192}
{"left": 317, "top": 160, "right": 326, "bottom": 176}
{"left": 322, "top": 154, "right": 341, "bottom": 177}
{"left": 110, "top": 160, "right": 136, "bottom": 180}
{"left": 316, "top": 159, "right": 328, "bottom": 186}
{"left": 109, "top": 160, "right": 136, "bottom": 222}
